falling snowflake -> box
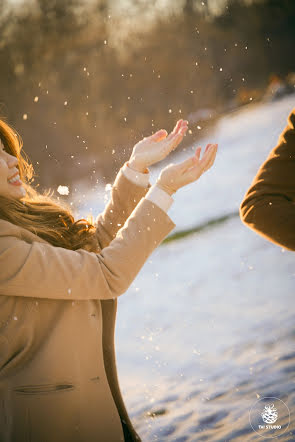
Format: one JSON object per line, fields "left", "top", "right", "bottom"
{"left": 57, "top": 185, "right": 70, "bottom": 195}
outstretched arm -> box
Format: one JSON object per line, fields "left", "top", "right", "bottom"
{"left": 239, "top": 108, "right": 295, "bottom": 251}
{"left": 0, "top": 197, "right": 176, "bottom": 301}
{"left": 94, "top": 162, "right": 152, "bottom": 250}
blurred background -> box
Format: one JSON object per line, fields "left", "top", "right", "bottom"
{"left": 0, "top": 0, "right": 294, "bottom": 188}
{"left": 1, "top": 1, "right": 295, "bottom": 440}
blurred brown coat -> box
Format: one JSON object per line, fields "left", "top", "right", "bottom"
{"left": 240, "top": 108, "right": 295, "bottom": 251}
{"left": 0, "top": 166, "right": 176, "bottom": 441}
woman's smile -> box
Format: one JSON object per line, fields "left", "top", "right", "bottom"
{"left": 0, "top": 142, "right": 26, "bottom": 198}
{"left": 8, "top": 173, "right": 22, "bottom": 186}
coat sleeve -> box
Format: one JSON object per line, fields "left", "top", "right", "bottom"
{"left": 0, "top": 198, "right": 176, "bottom": 301}
{"left": 239, "top": 108, "right": 295, "bottom": 251}
{"left": 94, "top": 162, "right": 152, "bottom": 250}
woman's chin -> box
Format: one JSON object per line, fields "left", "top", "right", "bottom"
{"left": 7, "top": 184, "right": 27, "bottom": 199}
{"left": 19, "top": 186, "right": 27, "bottom": 197}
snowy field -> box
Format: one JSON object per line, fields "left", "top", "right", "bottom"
{"left": 74, "top": 95, "right": 295, "bottom": 441}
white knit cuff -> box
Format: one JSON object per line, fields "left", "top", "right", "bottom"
{"left": 121, "top": 161, "right": 150, "bottom": 188}
{"left": 145, "top": 184, "right": 174, "bottom": 213}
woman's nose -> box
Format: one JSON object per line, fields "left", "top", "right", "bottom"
{"left": 8, "top": 153, "right": 19, "bottom": 168}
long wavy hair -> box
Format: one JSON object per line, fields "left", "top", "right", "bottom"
{"left": 0, "top": 117, "right": 99, "bottom": 251}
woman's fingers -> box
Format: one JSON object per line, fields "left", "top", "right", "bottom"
{"left": 151, "top": 120, "right": 188, "bottom": 158}
{"left": 148, "top": 119, "right": 188, "bottom": 144}
{"left": 170, "top": 133, "right": 185, "bottom": 151}
{"left": 142, "top": 129, "right": 167, "bottom": 143}
{"left": 145, "top": 119, "right": 187, "bottom": 145}
{"left": 179, "top": 144, "right": 211, "bottom": 173}
{"left": 204, "top": 143, "right": 212, "bottom": 154}
{"left": 198, "top": 145, "right": 217, "bottom": 175}
{"left": 166, "top": 120, "right": 183, "bottom": 140}
{"left": 195, "top": 146, "right": 202, "bottom": 160}
{"left": 166, "top": 119, "right": 188, "bottom": 141}
{"left": 184, "top": 144, "right": 217, "bottom": 181}
{"left": 200, "top": 144, "right": 214, "bottom": 170}
{"left": 152, "top": 129, "right": 168, "bottom": 141}
{"left": 168, "top": 122, "right": 189, "bottom": 153}
{"left": 202, "top": 144, "right": 218, "bottom": 172}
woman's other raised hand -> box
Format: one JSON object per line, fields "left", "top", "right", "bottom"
{"left": 155, "top": 143, "right": 218, "bottom": 196}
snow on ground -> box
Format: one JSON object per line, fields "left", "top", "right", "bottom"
{"left": 75, "top": 95, "right": 295, "bottom": 441}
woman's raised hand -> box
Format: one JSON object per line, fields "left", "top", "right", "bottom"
{"left": 128, "top": 119, "right": 188, "bottom": 172}
{"left": 155, "top": 143, "right": 218, "bottom": 196}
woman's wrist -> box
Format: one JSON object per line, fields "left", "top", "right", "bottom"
{"left": 128, "top": 159, "right": 149, "bottom": 174}
{"left": 155, "top": 181, "right": 176, "bottom": 196}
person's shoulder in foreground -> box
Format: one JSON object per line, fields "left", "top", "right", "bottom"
{"left": 239, "top": 107, "right": 295, "bottom": 251}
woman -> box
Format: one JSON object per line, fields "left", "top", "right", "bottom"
{"left": 240, "top": 107, "right": 295, "bottom": 251}
{"left": 0, "top": 117, "right": 218, "bottom": 442}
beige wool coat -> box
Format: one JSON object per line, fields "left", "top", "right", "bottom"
{"left": 0, "top": 165, "right": 176, "bottom": 442}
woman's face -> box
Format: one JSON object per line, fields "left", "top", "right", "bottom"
{"left": 0, "top": 139, "right": 26, "bottom": 199}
